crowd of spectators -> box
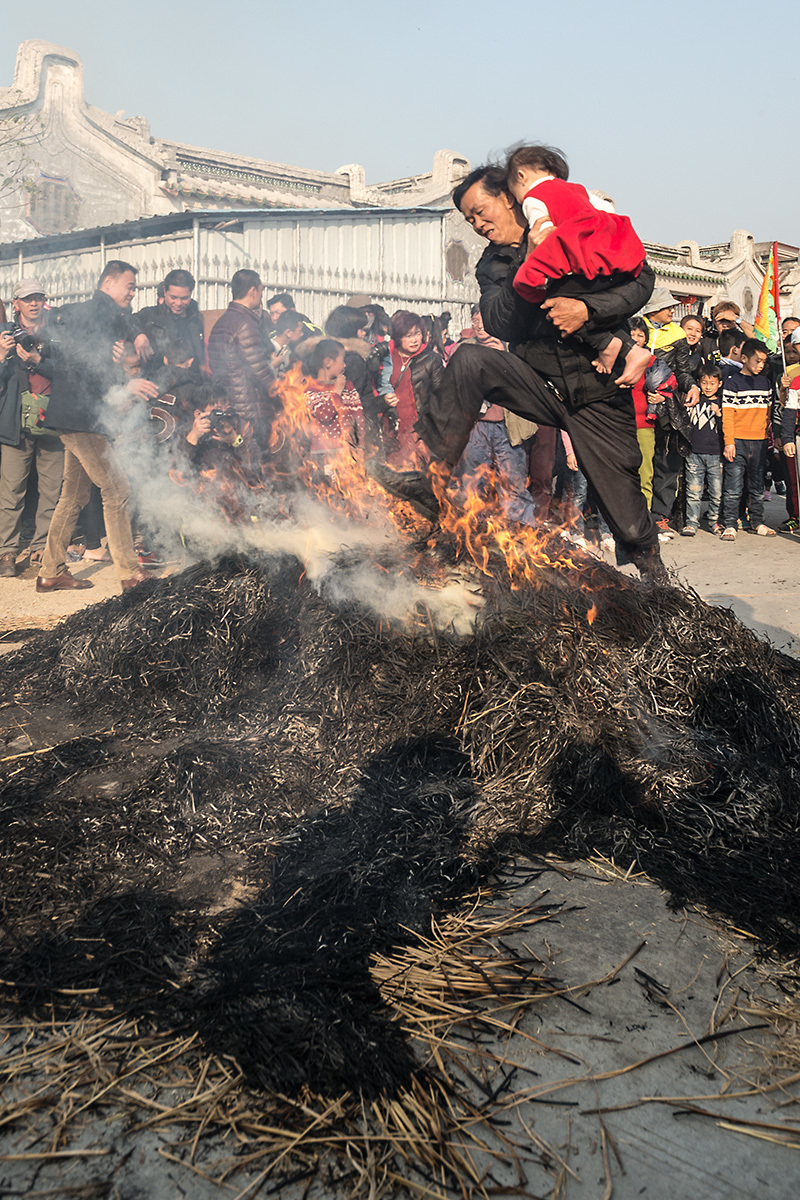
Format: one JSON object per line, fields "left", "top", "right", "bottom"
{"left": 1, "top": 257, "right": 798, "bottom": 595}
{"left": 630, "top": 296, "right": 800, "bottom": 542}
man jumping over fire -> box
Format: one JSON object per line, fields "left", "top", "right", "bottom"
{"left": 373, "top": 161, "right": 667, "bottom": 583}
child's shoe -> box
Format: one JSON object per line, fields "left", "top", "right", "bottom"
{"left": 763, "top": 489, "right": 772, "bottom": 502}
{"left": 779, "top": 517, "right": 799, "bottom": 533}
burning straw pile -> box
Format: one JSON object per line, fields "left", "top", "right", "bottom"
{"left": 2, "top": 519, "right": 800, "bottom": 1189}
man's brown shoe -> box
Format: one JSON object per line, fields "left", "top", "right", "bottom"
{"left": 36, "top": 571, "right": 93, "bottom": 592}
{"left": 121, "top": 569, "right": 152, "bottom": 591}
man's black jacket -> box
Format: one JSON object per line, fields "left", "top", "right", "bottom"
{"left": 132, "top": 300, "right": 205, "bottom": 390}
{"left": 44, "top": 291, "right": 129, "bottom": 434}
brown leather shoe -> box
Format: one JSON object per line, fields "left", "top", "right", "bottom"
{"left": 36, "top": 571, "right": 93, "bottom": 592}
{"left": 121, "top": 569, "right": 152, "bottom": 591}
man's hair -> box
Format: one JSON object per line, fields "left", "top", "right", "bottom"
{"left": 452, "top": 164, "right": 509, "bottom": 212}
{"left": 267, "top": 292, "right": 295, "bottom": 311}
{"left": 741, "top": 337, "right": 767, "bottom": 358}
{"left": 193, "top": 381, "right": 230, "bottom": 409}
{"left": 98, "top": 260, "right": 137, "bottom": 287}
{"left": 782, "top": 316, "right": 800, "bottom": 328}
{"left": 163, "top": 268, "right": 195, "bottom": 292}
{"left": 719, "top": 329, "right": 746, "bottom": 356}
{"left": 325, "top": 305, "right": 368, "bottom": 339}
{"left": 390, "top": 310, "right": 424, "bottom": 344}
{"left": 301, "top": 338, "right": 343, "bottom": 376}
{"left": 362, "top": 303, "right": 390, "bottom": 336}
{"left": 275, "top": 310, "right": 305, "bottom": 336}
{"left": 506, "top": 143, "right": 569, "bottom": 184}
{"left": 231, "top": 269, "right": 262, "bottom": 300}
{"left": 699, "top": 365, "right": 723, "bottom": 382}
{"left": 711, "top": 299, "right": 740, "bottom": 320}
{"left": 680, "top": 313, "right": 704, "bottom": 328}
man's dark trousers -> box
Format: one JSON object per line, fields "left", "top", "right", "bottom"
{"left": 416, "top": 343, "right": 657, "bottom": 554}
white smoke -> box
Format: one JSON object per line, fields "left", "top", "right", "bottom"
{"left": 102, "top": 396, "right": 484, "bottom": 636}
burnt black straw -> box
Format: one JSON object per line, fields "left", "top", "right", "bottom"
{"left": 2, "top": 551, "right": 800, "bottom": 1097}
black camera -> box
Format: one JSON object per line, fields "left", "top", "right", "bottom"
{"left": 208, "top": 408, "right": 237, "bottom": 434}
{"left": 207, "top": 408, "right": 243, "bottom": 448}
{"left": 13, "top": 329, "right": 39, "bottom": 354}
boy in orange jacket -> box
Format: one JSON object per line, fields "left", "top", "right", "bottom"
{"left": 719, "top": 339, "right": 776, "bottom": 539}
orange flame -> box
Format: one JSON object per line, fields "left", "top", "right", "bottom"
{"left": 430, "top": 461, "right": 589, "bottom": 591}
{"left": 173, "top": 364, "right": 602, "bottom": 609}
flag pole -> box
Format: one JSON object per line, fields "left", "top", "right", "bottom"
{"left": 773, "top": 242, "right": 788, "bottom": 374}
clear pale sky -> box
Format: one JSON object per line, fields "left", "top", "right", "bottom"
{"left": 1, "top": 0, "right": 796, "bottom": 246}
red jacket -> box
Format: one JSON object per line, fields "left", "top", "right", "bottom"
{"left": 514, "top": 178, "right": 645, "bottom": 302}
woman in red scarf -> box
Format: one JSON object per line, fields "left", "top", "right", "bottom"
{"left": 378, "top": 311, "right": 444, "bottom": 468}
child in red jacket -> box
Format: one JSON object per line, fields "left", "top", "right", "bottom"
{"left": 506, "top": 144, "right": 651, "bottom": 387}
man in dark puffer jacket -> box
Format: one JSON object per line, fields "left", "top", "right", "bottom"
{"left": 208, "top": 269, "right": 276, "bottom": 463}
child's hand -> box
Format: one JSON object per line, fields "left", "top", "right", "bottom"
{"left": 526, "top": 215, "right": 553, "bottom": 252}
{"left": 724, "top": 443, "right": 736, "bottom": 462}
{"left": 711, "top": 404, "right": 721, "bottom": 417}
{"left": 566, "top": 452, "right": 578, "bottom": 472}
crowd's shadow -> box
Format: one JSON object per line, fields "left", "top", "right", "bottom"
{"left": 0, "top": 736, "right": 482, "bottom": 1096}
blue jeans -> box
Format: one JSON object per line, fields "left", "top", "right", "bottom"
{"left": 554, "top": 463, "right": 611, "bottom": 538}
{"left": 452, "top": 420, "right": 536, "bottom": 526}
{"left": 684, "top": 452, "right": 722, "bottom": 528}
{"left": 721, "top": 439, "right": 767, "bottom": 529}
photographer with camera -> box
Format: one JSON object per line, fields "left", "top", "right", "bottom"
{"left": 0, "top": 279, "right": 64, "bottom": 578}
{"left": 183, "top": 383, "right": 244, "bottom": 458}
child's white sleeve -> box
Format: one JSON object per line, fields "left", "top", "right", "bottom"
{"left": 521, "top": 195, "right": 554, "bottom": 232}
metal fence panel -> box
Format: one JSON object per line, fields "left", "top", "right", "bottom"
{"left": 0, "top": 210, "right": 479, "bottom": 333}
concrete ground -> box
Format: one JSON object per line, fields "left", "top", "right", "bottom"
{"left": 2, "top": 504, "right": 800, "bottom": 1198}
{"left": 657, "top": 497, "right": 800, "bottom": 656}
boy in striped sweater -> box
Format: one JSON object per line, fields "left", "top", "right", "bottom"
{"left": 720, "top": 339, "right": 776, "bottom": 539}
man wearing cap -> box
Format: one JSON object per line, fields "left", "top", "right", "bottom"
{"left": 0, "top": 279, "right": 64, "bottom": 577}
{"left": 641, "top": 290, "right": 693, "bottom": 539}
{"left": 641, "top": 289, "right": 687, "bottom": 356}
